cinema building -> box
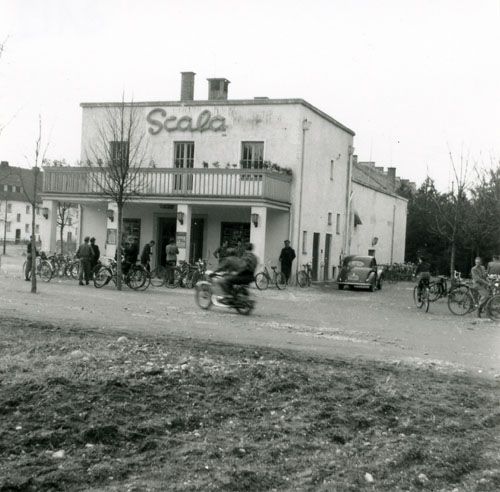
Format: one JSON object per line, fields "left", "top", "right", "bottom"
{"left": 40, "top": 72, "right": 406, "bottom": 279}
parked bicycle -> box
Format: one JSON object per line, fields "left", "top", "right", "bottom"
{"left": 94, "top": 258, "right": 150, "bottom": 290}
{"left": 296, "top": 263, "right": 312, "bottom": 288}
{"left": 254, "top": 265, "right": 286, "bottom": 290}
{"left": 22, "top": 253, "right": 53, "bottom": 282}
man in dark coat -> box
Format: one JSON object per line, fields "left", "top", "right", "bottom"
{"left": 76, "top": 236, "right": 94, "bottom": 285}
{"left": 141, "top": 240, "right": 155, "bottom": 271}
{"left": 25, "top": 236, "right": 37, "bottom": 281}
{"left": 89, "top": 237, "right": 100, "bottom": 271}
{"left": 279, "top": 240, "right": 296, "bottom": 284}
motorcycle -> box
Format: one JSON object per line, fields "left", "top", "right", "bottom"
{"left": 194, "top": 271, "right": 255, "bottom": 315}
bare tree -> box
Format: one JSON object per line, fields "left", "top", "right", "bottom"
{"left": 56, "top": 202, "right": 74, "bottom": 255}
{"left": 429, "top": 150, "right": 471, "bottom": 279}
{"left": 85, "top": 97, "right": 147, "bottom": 290}
{"left": 19, "top": 115, "right": 50, "bottom": 293}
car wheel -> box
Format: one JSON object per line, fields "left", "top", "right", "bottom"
{"left": 348, "top": 285, "right": 354, "bottom": 291}
{"left": 338, "top": 283, "right": 344, "bottom": 290}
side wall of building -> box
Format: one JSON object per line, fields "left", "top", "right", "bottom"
{"left": 350, "top": 182, "right": 407, "bottom": 264}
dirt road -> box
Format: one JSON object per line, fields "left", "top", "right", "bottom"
{"left": 1, "top": 262, "right": 499, "bottom": 377}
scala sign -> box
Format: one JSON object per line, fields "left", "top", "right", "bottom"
{"left": 146, "top": 108, "right": 227, "bottom": 134}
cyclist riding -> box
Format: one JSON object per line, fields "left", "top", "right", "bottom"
{"left": 414, "top": 256, "right": 431, "bottom": 301}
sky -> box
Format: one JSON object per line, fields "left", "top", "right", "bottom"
{"left": 0, "top": 0, "right": 499, "bottom": 190}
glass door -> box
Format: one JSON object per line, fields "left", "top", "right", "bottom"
{"left": 174, "top": 141, "right": 194, "bottom": 191}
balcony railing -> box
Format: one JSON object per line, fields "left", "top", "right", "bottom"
{"left": 42, "top": 167, "right": 292, "bottom": 205}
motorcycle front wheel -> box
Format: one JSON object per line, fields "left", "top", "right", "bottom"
{"left": 195, "top": 284, "right": 213, "bottom": 310}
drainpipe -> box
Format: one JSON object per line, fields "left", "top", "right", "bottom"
{"left": 343, "top": 145, "right": 354, "bottom": 258}
{"left": 296, "top": 118, "right": 311, "bottom": 273}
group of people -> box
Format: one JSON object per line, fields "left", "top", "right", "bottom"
{"left": 75, "top": 236, "right": 100, "bottom": 285}
{"left": 414, "top": 254, "right": 500, "bottom": 316}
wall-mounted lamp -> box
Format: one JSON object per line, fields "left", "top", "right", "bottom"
{"left": 251, "top": 213, "right": 259, "bottom": 227}
{"left": 42, "top": 207, "right": 49, "bottom": 219}
{"left": 107, "top": 209, "right": 115, "bottom": 222}
{"left": 177, "top": 211, "right": 184, "bottom": 225}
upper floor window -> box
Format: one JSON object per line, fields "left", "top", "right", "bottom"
{"left": 174, "top": 142, "right": 194, "bottom": 169}
{"left": 336, "top": 214, "right": 341, "bottom": 235}
{"left": 26, "top": 205, "right": 30, "bottom": 214}
{"left": 35, "top": 224, "right": 40, "bottom": 234}
{"left": 7, "top": 203, "right": 12, "bottom": 213}
{"left": 241, "top": 142, "right": 264, "bottom": 170}
{"left": 6, "top": 222, "right": 11, "bottom": 232}
{"left": 330, "top": 160, "right": 334, "bottom": 180}
{"left": 16, "top": 213, "right": 21, "bottom": 222}
{"left": 302, "top": 231, "right": 308, "bottom": 254}
{"left": 328, "top": 212, "right": 332, "bottom": 225}
{"left": 25, "top": 224, "right": 30, "bottom": 233}
{"left": 110, "top": 141, "right": 129, "bottom": 165}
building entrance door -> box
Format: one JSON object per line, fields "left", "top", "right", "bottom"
{"left": 190, "top": 218, "right": 204, "bottom": 263}
{"left": 157, "top": 217, "right": 177, "bottom": 267}
{"left": 174, "top": 142, "right": 194, "bottom": 191}
{"left": 324, "top": 233, "right": 332, "bottom": 280}
{"left": 312, "top": 232, "right": 320, "bottom": 281}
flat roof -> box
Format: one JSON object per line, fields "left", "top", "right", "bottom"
{"left": 80, "top": 98, "right": 355, "bottom": 136}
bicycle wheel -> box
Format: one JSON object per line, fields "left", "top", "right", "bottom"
{"left": 195, "top": 284, "right": 213, "bottom": 310}
{"left": 486, "top": 294, "right": 500, "bottom": 321}
{"left": 132, "top": 266, "right": 151, "bottom": 291}
{"left": 165, "top": 267, "right": 181, "bottom": 288}
{"left": 39, "top": 261, "right": 53, "bottom": 282}
{"left": 413, "top": 285, "right": 424, "bottom": 309}
{"left": 126, "top": 266, "right": 147, "bottom": 290}
{"left": 297, "top": 271, "right": 307, "bottom": 288}
{"left": 275, "top": 272, "right": 287, "bottom": 290}
{"left": 150, "top": 266, "right": 166, "bottom": 287}
{"left": 447, "top": 286, "right": 473, "bottom": 316}
{"left": 255, "top": 272, "right": 269, "bottom": 291}
{"left": 69, "top": 261, "right": 80, "bottom": 280}
{"left": 94, "top": 267, "right": 112, "bottom": 288}
{"left": 428, "top": 282, "right": 441, "bottom": 302}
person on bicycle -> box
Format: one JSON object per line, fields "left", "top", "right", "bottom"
{"left": 213, "top": 240, "right": 229, "bottom": 265}
{"left": 414, "top": 256, "right": 431, "bottom": 301}
{"left": 471, "top": 257, "right": 490, "bottom": 316}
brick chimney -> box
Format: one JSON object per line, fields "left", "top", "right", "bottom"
{"left": 0, "top": 161, "right": 9, "bottom": 168}
{"left": 387, "top": 167, "right": 397, "bottom": 187}
{"left": 207, "top": 78, "right": 230, "bottom": 101}
{"left": 180, "top": 72, "right": 195, "bottom": 101}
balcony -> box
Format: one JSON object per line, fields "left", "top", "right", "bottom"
{"left": 42, "top": 167, "right": 292, "bottom": 206}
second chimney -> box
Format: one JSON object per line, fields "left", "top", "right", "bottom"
{"left": 207, "top": 78, "right": 230, "bottom": 101}
{"left": 387, "top": 167, "right": 397, "bottom": 187}
{"left": 180, "top": 72, "right": 195, "bottom": 101}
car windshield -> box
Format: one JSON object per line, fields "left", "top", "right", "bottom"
{"left": 346, "top": 258, "right": 371, "bottom": 268}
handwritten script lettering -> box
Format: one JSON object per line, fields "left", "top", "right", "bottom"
{"left": 147, "top": 109, "right": 227, "bottom": 134}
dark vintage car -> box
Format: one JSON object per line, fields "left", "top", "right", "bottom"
{"left": 337, "top": 255, "right": 383, "bottom": 291}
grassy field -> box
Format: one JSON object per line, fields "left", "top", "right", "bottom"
{"left": 0, "top": 317, "right": 499, "bottom": 491}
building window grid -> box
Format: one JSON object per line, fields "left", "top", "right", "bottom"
{"left": 35, "top": 224, "right": 40, "bottom": 234}
{"left": 336, "top": 214, "right": 341, "bottom": 235}
{"left": 26, "top": 205, "right": 30, "bottom": 214}
{"left": 25, "top": 224, "right": 30, "bottom": 233}
{"left": 173, "top": 141, "right": 195, "bottom": 191}
{"left": 7, "top": 204, "right": 12, "bottom": 213}
{"left": 330, "top": 160, "right": 334, "bottom": 180}
{"left": 16, "top": 213, "right": 21, "bottom": 222}
{"left": 6, "top": 222, "right": 11, "bottom": 232}
{"left": 302, "top": 231, "right": 307, "bottom": 254}
{"left": 327, "top": 212, "right": 332, "bottom": 225}
{"left": 110, "top": 141, "right": 129, "bottom": 165}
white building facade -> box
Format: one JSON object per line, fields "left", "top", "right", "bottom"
{"left": 39, "top": 73, "right": 407, "bottom": 278}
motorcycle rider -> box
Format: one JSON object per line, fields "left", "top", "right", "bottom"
{"left": 218, "top": 243, "right": 258, "bottom": 298}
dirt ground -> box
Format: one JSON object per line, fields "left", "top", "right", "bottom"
{"left": 0, "top": 250, "right": 499, "bottom": 378}
{"left": 1, "top": 318, "right": 499, "bottom": 492}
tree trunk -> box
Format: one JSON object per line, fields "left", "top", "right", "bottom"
{"left": 449, "top": 240, "right": 456, "bottom": 281}
{"left": 60, "top": 223, "right": 64, "bottom": 255}
{"left": 31, "top": 169, "right": 38, "bottom": 293}
{"left": 116, "top": 204, "right": 123, "bottom": 291}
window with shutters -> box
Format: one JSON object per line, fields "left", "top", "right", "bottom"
{"left": 109, "top": 141, "right": 129, "bottom": 165}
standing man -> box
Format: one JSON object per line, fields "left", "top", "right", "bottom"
{"left": 471, "top": 257, "right": 490, "bottom": 316}
{"left": 487, "top": 255, "right": 500, "bottom": 275}
{"left": 141, "top": 240, "right": 155, "bottom": 272}
{"left": 165, "top": 238, "right": 179, "bottom": 285}
{"left": 235, "top": 240, "right": 245, "bottom": 258}
{"left": 25, "top": 236, "right": 37, "bottom": 281}
{"left": 213, "top": 240, "right": 229, "bottom": 265}
{"left": 279, "top": 240, "right": 296, "bottom": 284}
{"left": 89, "top": 237, "right": 100, "bottom": 273}
{"left": 76, "top": 236, "right": 94, "bottom": 286}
